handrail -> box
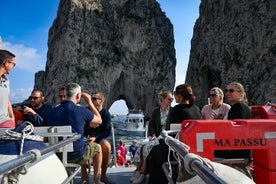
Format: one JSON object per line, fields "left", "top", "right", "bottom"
{"left": 161, "top": 131, "right": 226, "bottom": 184}
{"left": 144, "top": 121, "right": 148, "bottom": 139}
{"left": 0, "top": 133, "right": 81, "bottom": 175}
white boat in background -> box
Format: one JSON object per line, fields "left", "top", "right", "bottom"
{"left": 112, "top": 109, "right": 147, "bottom": 136}
{"left": 111, "top": 114, "right": 126, "bottom": 129}
{"left": 125, "top": 109, "right": 145, "bottom": 130}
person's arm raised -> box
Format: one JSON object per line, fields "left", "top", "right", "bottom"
{"left": 81, "top": 92, "right": 102, "bottom": 126}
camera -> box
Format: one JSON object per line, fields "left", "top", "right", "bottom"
{"left": 19, "top": 106, "right": 26, "bottom": 113}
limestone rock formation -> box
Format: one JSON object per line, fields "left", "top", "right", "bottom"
{"left": 186, "top": 0, "right": 276, "bottom": 107}
{"left": 34, "top": 0, "right": 176, "bottom": 118}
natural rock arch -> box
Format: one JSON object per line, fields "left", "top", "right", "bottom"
{"left": 34, "top": 0, "right": 176, "bottom": 118}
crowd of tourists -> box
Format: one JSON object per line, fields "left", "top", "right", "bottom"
{"left": 1, "top": 49, "right": 252, "bottom": 184}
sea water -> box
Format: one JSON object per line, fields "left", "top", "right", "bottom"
{"left": 108, "top": 131, "right": 147, "bottom": 148}
{"left": 108, "top": 115, "right": 149, "bottom": 158}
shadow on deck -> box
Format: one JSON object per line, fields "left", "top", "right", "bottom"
{"left": 74, "top": 165, "right": 137, "bottom": 184}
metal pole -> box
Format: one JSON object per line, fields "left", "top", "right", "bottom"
{"left": 0, "top": 134, "right": 81, "bottom": 175}
{"left": 111, "top": 122, "right": 117, "bottom": 167}
{"left": 161, "top": 131, "right": 225, "bottom": 184}
{"left": 145, "top": 121, "right": 148, "bottom": 139}
{"left": 42, "top": 134, "right": 80, "bottom": 155}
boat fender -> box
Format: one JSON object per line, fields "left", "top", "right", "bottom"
{"left": 177, "top": 159, "right": 255, "bottom": 184}
{"left": 183, "top": 153, "right": 212, "bottom": 175}
{"left": 0, "top": 122, "right": 68, "bottom": 183}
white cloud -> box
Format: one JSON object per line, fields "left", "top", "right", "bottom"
{"left": 2, "top": 42, "right": 45, "bottom": 72}
{"left": 10, "top": 87, "right": 32, "bottom": 104}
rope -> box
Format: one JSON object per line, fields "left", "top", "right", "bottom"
{"left": 162, "top": 132, "right": 219, "bottom": 182}
{"left": 167, "top": 144, "right": 173, "bottom": 178}
{"left": 6, "top": 166, "right": 27, "bottom": 184}
{"left": 0, "top": 122, "right": 43, "bottom": 143}
{"left": 165, "top": 136, "right": 190, "bottom": 179}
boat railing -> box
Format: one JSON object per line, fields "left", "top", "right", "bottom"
{"left": 111, "top": 122, "right": 118, "bottom": 167}
{"left": 0, "top": 125, "right": 81, "bottom": 184}
{"left": 128, "top": 109, "right": 143, "bottom": 115}
{"left": 161, "top": 130, "right": 226, "bottom": 184}
{"left": 144, "top": 121, "right": 148, "bottom": 139}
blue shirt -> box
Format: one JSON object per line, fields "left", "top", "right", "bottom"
{"left": 43, "top": 100, "right": 94, "bottom": 160}
{"left": 129, "top": 145, "right": 138, "bottom": 157}
{"left": 24, "top": 103, "right": 52, "bottom": 126}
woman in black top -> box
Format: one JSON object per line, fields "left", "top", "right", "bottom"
{"left": 226, "top": 82, "right": 251, "bottom": 119}
{"left": 148, "top": 84, "right": 201, "bottom": 184}
{"left": 167, "top": 84, "right": 202, "bottom": 129}
{"left": 215, "top": 82, "right": 252, "bottom": 178}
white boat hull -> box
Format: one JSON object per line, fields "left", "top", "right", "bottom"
{"left": 0, "top": 153, "right": 68, "bottom": 184}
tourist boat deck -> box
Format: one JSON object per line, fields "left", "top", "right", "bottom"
{"left": 0, "top": 105, "right": 276, "bottom": 183}
{"left": 74, "top": 165, "right": 138, "bottom": 184}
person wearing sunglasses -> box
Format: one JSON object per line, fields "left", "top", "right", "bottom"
{"left": 0, "top": 50, "right": 16, "bottom": 128}
{"left": 58, "top": 86, "right": 66, "bottom": 103}
{"left": 215, "top": 82, "right": 252, "bottom": 178}
{"left": 148, "top": 91, "right": 173, "bottom": 139}
{"left": 83, "top": 92, "right": 114, "bottom": 184}
{"left": 130, "top": 91, "right": 173, "bottom": 184}
{"left": 14, "top": 89, "right": 52, "bottom": 126}
{"left": 225, "top": 82, "right": 251, "bottom": 119}
{"left": 201, "top": 87, "right": 230, "bottom": 120}
{"left": 167, "top": 84, "right": 202, "bottom": 127}
{"left": 147, "top": 84, "right": 202, "bottom": 184}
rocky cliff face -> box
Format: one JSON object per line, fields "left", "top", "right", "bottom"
{"left": 34, "top": 0, "right": 176, "bottom": 118}
{"left": 186, "top": 0, "right": 276, "bottom": 107}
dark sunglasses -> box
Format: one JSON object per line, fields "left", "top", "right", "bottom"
{"left": 8, "top": 61, "right": 16, "bottom": 67}
{"left": 167, "top": 98, "right": 174, "bottom": 101}
{"left": 208, "top": 94, "right": 218, "bottom": 97}
{"left": 29, "top": 96, "right": 40, "bottom": 100}
{"left": 225, "top": 89, "right": 239, "bottom": 93}
{"left": 92, "top": 97, "right": 102, "bottom": 101}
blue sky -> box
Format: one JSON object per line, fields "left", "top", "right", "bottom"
{"left": 0, "top": 0, "right": 200, "bottom": 114}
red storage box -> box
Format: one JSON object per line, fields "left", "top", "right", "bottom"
{"left": 179, "top": 119, "right": 276, "bottom": 184}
